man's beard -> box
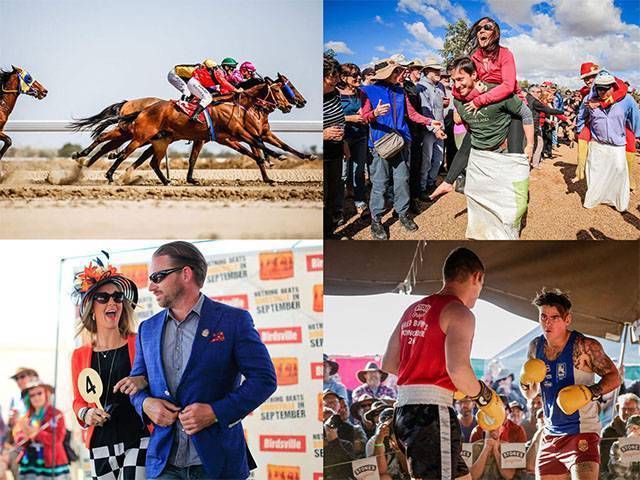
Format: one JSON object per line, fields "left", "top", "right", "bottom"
{"left": 158, "top": 283, "right": 186, "bottom": 309}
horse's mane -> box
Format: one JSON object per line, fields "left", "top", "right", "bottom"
{"left": 0, "top": 69, "right": 15, "bottom": 89}
{"left": 238, "top": 78, "right": 264, "bottom": 90}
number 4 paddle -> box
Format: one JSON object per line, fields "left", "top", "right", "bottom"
{"left": 78, "top": 368, "right": 104, "bottom": 411}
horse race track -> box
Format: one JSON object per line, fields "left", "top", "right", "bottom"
{"left": 0, "top": 157, "right": 322, "bottom": 238}
{"left": 336, "top": 144, "right": 640, "bottom": 240}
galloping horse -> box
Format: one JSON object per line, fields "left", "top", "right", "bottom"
{"left": 0, "top": 66, "right": 48, "bottom": 160}
{"left": 110, "top": 79, "right": 292, "bottom": 185}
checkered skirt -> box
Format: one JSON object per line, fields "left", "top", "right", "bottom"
{"left": 89, "top": 436, "right": 149, "bottom": 480}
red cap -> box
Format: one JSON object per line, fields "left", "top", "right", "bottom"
{"left": 541, "top": 81, "right": 553, "bottom": 87}
{"left": 580, "top": 62, "right": 600, "bottom": 79}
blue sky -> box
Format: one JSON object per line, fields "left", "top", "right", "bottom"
{"left": 325, "top": 0, "right": 640, "bottom": 89}
{"left": 0, "top": 0, "right": 321, "bottom": 151}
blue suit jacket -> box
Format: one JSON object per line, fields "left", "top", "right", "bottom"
{"left": 130, "top": 296, "right": 277, "bottom": 479}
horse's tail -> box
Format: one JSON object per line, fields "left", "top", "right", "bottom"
{"left": 69, "top": 101, "right": 127, "bottom": 132}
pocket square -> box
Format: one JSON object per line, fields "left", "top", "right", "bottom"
{"left": 209, "top": 331, "right": 225, "bottom": 343}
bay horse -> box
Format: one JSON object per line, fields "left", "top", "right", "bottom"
{"left": 0, "top": 66, "right": 48, "bottom": 160}
{"left": 110, "top": 79, "right": 292, "bottom": 185}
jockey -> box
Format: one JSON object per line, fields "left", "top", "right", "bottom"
{"left": 187, "top": 59, "right": 241, "bottom": 122}
{"left": 168, "top": 61, "right": 203, "bottom": 100}
{"left": 220, "top": 57, "right": 244, "bottom": 85}
{"left": 239, "top": 61, "right": 260, "bottom": 81}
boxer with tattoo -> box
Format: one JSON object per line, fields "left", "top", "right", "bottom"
{"left": 520, "top": 289, "right": 621, "bottom": 480}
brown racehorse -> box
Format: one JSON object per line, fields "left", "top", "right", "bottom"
{"left": 0, "top": 66, "right": 47, "bottom": 161}
{"left": 110, "top": 79, "right": 291, "bottom": 185}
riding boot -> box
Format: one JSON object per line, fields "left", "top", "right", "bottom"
{"left": 190, "top": 105, "right": 205, "bottom": 123}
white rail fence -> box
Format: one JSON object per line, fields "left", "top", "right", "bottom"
{"left": 5, "top": 119, "right": 321, "bottom": 133}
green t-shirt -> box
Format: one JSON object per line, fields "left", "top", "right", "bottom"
{"left": 454, "top": 89, "right": 523, "bottom": 151}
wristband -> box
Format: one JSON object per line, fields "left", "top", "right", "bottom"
{"left": 373, "top": 443, "right": 385, "bottom": 448}
{"left": 79, "top": 407, "right": 89, "bottom": 422}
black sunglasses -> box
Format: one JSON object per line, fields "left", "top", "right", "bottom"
{"left": 478, "top": 24, "right": 494, "bottom": 32}
{"left": 595, "top": 85, "right": 611, "bottom": 91}
{"left": 149, "top": 266, "right": 184, "bottom": 284}
{"left": 93, "top": 292, "right": 125, "bottom": 304}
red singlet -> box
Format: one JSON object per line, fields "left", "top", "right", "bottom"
{"left": 397, "top": 294, "right": 461, "bottom": 391}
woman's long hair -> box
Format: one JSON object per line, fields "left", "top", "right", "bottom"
{"left": 337, "top": 63, "right": 361, "bottom": 90}
{"left": 465, "top": 17, "right": 501, "bottom": 58}
{"left": 76, "top": 283, "right": 136, "bottom": 343}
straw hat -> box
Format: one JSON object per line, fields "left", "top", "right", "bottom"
{"left": 10, "top": 367, "right": 38, "bottom": 380}
{"left": 423, "top": 58, "right": 444, "bottom": 71}
{"left": 371, "top": 60, "right": 404, "bottom": 81}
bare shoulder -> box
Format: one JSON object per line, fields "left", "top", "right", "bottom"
{"left": 440, "top": 300, "right": 474, "bottom": 334}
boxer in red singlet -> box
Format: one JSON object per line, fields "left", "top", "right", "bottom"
{"left": 383, "top": 247, "right": 505, "bottom": 480}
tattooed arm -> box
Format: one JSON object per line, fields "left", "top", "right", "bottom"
{"left": 575, "top": 335, "right": 621, "bottom": 397}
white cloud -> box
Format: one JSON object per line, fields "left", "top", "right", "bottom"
{"left": 404, "top": 21, "right": 445, "bottom": 50}
{"left": 551, "top": 0, "right": 626, "bottom": 37}
{"left": 374, "top": 15, "right": 393, "bottom": 27}
{"left": 397, "top": 0, "right": 462, "bottom": 28}
{"left": 374, "top": 45, "right": 387, "bottom": 52}
{"left": 324, "top": 41, "right": 353, "bottom": 55}
{"left": 485, "top": 0, "right": 540, "bottom": 27}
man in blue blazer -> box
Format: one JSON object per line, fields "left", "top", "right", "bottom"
{"left": 130, "top": 241, "right": 277, "bottom": 479}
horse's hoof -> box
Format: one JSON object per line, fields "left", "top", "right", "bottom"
{"left": 309, "top": 154, "right": 318, "bottom": 161}
{"left": 108, "top": 153, "right": 117, "bottom": 160}
{"left": 71, "top": 152, "right": 80, "bottom": 160}
{"left": 105, "top": 173, "right": 114, "bottom": 184}
{"left": 187, "top": 178, "right": 199, "bottom": 186}
{"left": 278, "top": 154, "right": 287, "bottom": 160}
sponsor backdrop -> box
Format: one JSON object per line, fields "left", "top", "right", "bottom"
{"left": 54, "top": 241, "right": 322, "bottom": 480}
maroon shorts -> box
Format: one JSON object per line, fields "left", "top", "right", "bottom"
{"left": 537, "top": 432, "right": 600, "bottom": 475}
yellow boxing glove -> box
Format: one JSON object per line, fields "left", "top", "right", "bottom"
{"left": 520, "top": 359, "right": 547, "bottom": 391}
{"left": 471, "top": 381, "right": 505, "bottom": 431}
{"left": 556, "top": 384, "right": 598, "bottom": 415}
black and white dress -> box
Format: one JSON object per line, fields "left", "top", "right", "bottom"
{"left": 89, "top": 344, "right": 149, "bottom": 480}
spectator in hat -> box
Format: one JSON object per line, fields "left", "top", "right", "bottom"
{"left": 403, "top": 59, "right": 427, "bottom": 210}
{"left": 367, "top": 407, "right": 410, "bottom": 480}
{"left": 352, "top": 362, "right": 396, "bottom": 401}
{"left": 493, "top": 368, "right": 527, "bottom": 413}
{"left": 323, "top": 354, "right": 348, "bottom": 405}
{"left": 455, "top": 396, "right": 477, "bottom": 442}
{"left": 601, "top": 393, "right": 640, "bottom": 477}
{"left": 418, "top": 58, "right": 448, "bottom": 199}
{"left": 608, "top": 414, "right": 640, "bottom": 479}
{"left": 359, "top": 60, "right": 441, "bottom": 240}
{"left": 13, "top": 380, "right": 71, "bottom": 480}
{"left": 323, "top": 389, "right": 366, "bottom": 457}
{"left": 7, "top": 367, "right": 39, "bottom": 480}
{"left": 349, "top": 394, "right": 378, "bottom": 440}
{"left": 323, "top": 410, "right": 356, "bottom": 480}
{"left": 507, "top": 400, "right": 525, "bottom": 428}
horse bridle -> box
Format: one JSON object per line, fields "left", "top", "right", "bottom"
{"left": 2, "top": 70, "right": 39, "bottom": 97}
{"left": 245, "top": 83, "right": 285, "bottom": 112}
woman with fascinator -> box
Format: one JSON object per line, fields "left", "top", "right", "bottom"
{"left": 70, "top": 254, "right": 150, "bottom": 479}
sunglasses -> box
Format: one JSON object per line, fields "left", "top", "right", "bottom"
{"left": 93, "top": 291, "right": 125, "bottom": 304}
{"left": 595, "top": 85, "right": 611, "bottom": 91}
{"left": 29, "top": 391, "right": 44, "bottom": 399}
{"left": 149, "top": 266, "right": 184, "bottom": 284}
{"left": 478, "top": 24, "right": 494, "bottom": 32}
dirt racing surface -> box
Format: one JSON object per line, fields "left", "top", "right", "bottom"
{"left": 336, "top": 144, "right": 640, "bottom": 240}
{"left": 0, "top": 157, "right": 322, "bottom": 238}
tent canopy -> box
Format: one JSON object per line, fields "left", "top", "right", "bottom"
{"left": 325, "top": 241, "right": 640, "bottom": 341}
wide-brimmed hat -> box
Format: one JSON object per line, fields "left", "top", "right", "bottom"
{"left": 594, "top": 70, "right": 616, "bottom": 87}
{"left": 350, "top": 394, "right": 377, "bottom": 420}
{"left": 371, "top": 60, "right": 404, "bottom": 81}
{"left": 580, "top": 62, "right": 600, "bottom": 79}
{"left": 364, "top": 400, "right": 394, "bottom": 422}
{"left": 10, "top": 367, "right": 38, "bottom": 380}
{"left": 323, "top": 354, "right": 339, "bottom": 376}
{"left": 73, "top": 252, "right": 138, "bottom": 316}
{"left": 407, "top": 58, "right": 425, "bottom": 69}
{"left": 357, "top": 362, "right": 388, "bottom": 383}
{"left": 378, "top": 407, "right": 394, "bottom": 423}
{"left": 322, "top": 388, "right": 343, "bottom": 401}
{"left": 495, "top": 369, "right": 515, "bottom": 383}
{"left": 21, "top": 379, "right": 54, "bottom": 398}
{"left": 423, "top": 58, "right": 444, "bottom": 71}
